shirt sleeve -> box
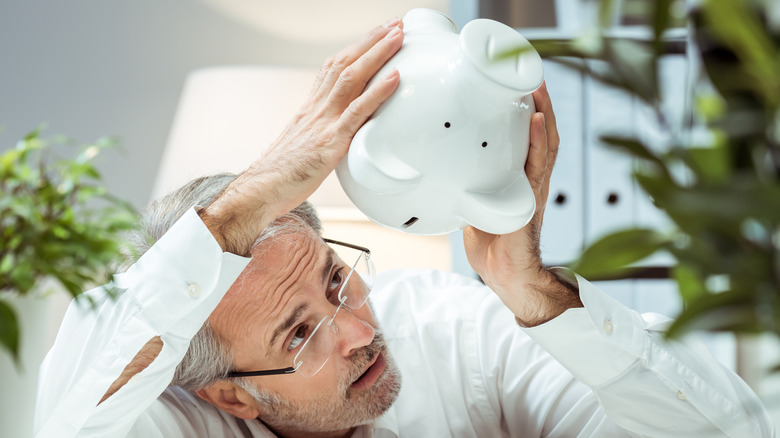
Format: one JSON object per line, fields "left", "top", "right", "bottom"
{"left": 34, "top": 208, "right": 251, "bottom": 438}
{"left": 516, "top": 271, "right": 775, "bottom": 437}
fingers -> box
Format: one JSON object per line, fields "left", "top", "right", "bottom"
{"left": 532, "top": 82, "right": 560, "bottom": 164}
{"left": 525, "top": 112, "right": 548, "bottom": 192}
{"left": 325, "top": 26, "right": 404, "bottom": 113}
{"left": 335, "top": 68, "right": 400, "bottom": 138}
{"left": 312, "top": 18, "right": 403, "bottom": 100}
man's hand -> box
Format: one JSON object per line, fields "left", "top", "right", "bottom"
{"left": 201, "top": 18, "right": 404, "bottom": 255}
{"left": 463, "top": 82, "right": 582, "bottom": 327}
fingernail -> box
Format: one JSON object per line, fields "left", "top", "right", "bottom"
{"left": 384, "top": 68, "right": 399, "bottom": 80}
{"left": 385, "top": 26, "right": 402, "bottom": 39}
{"left": 384, "top": 17, "right": 400, "bottom": 28}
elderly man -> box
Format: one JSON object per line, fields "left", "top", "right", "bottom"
{"left": 36, "top": 18, "right": 772, "bottom": 438}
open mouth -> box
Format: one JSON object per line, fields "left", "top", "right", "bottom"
{"left": 350, "top": 352, "right": 386, "bottom": 390}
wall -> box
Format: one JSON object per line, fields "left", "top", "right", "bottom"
{"left": 0, "top": 0, "right": 344, "bottom": 209}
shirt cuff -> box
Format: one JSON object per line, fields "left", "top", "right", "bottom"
{"left": 521, "top": 270, "right": 648, "bottom": 387}
{"left": 116, "top": 207, "right": 251, "bottom": 335}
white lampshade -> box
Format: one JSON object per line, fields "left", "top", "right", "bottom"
{"left": 197, "top": 0, "right": 449, "bottom": 43}
{"left": 152, "top": 66, "right": 317, "bottom": 199}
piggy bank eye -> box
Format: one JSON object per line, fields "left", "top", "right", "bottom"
{"left": 481, "top": 142, "right": 488, "bottom": 148}
{"left": 444, "top": 122, "right": 451, "bottom": 128}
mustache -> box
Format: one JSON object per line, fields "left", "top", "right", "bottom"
{"left": 343, "top": 331, "right": 386, "bottom": 386}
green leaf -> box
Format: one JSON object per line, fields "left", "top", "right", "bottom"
{"left": 701, "top": 1, "right": 780, "bottom": 107}
{"left": 666, "top": 289, "right": 757, "bottom": 339}
{"left": 526, "top": 39, "right": 591, "bottom": 58}
{"left": 569, "top": 228, "right": 669, "bottom": 280}
{"left": 0, "top": 254, "right": 14, "bottom": 274}
{"left": 598, "top": 0, "right": 618, "bottom": 28}
{"left": 601, "top": 135, "right": 671, "bottom": 176}
{"left": 651, "top": 0, "right": 674, "bottom": 49}
{"left": 604, "top": 38, "right": 658, "bottom": 103}
{"left": 673, "top": 263, "right": 706, "bottom": 302}
{"left": 0, "top": 300, "right": 19, "bottom": 362}
{"left": 685, "top": 145, "right": 731, "bottom": 184}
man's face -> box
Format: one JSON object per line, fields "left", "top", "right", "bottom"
{"left": 209, "top": 229, "right": 401, "bottom": 436}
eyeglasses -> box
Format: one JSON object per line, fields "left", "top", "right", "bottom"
{"left": 226, "top": 238, "right": 375, "bottom": 379}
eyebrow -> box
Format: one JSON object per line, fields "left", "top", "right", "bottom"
{"left": 267, "top": 303, "right": 308, "bottom": 354}
{"left": 321, "top": 246, "right": 337, "bottom": 286}
{"left": 266, "top": 246, "right": 337, "bottom": 353}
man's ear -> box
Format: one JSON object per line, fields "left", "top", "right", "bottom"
{"left": 196, "top": 380, "right": 261, "bottom": 420}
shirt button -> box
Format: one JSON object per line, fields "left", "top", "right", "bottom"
{"left": 677, "top": 390, "right": 687, "bottom": 401}
{"left": 187, "top": 282, "right": 201, "bottom": 298}
{"left": 603, "top": 318, "right": 614, "bottom": 335}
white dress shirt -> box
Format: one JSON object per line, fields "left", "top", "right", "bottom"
{"left": 35, "top": 208, "right": 774, "bottom": 437}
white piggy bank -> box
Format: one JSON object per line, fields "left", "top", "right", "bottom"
{"left": 336, "top": 8, "right": 544, "bottom": 235}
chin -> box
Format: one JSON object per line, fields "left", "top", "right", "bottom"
{"left": 359, "top": 349, "right": 403, "bottom": 420}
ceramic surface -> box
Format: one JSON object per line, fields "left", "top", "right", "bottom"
{"left": 336, "top": 8, "right": 544, "bottom": 235}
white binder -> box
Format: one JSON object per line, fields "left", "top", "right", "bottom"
{"left": 540, "top": 60, "right": 586, "bottom": 266}
{"left": 584, "top": 60, "right": 637, "bottom": 245}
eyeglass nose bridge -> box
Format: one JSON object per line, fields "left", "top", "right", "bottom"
{"left": 327, "top": 301, "right": 376, "bottom": 343}
{"left": 328, "top": 296, "right": 349, "bottom": 328}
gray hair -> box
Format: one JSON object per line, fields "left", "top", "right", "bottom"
{"left": 126, "top": 173, "right": 322, "bottom": 391}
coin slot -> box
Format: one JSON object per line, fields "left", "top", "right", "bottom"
{"left": 402, "top": 217, "right": 419, "bottom": 228}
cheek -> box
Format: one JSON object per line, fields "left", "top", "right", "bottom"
{"left": 264, "top": 365, "right": 345, "bottom": 404}
{"left": 360, "top": 302, "right": 380, "bottom": 329}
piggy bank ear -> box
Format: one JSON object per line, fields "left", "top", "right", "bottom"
{"left": 345, "top": 120, "right": 421, "bottom": 194}
{"left": 457, "top": 175, "right": 536, "bottom": 234}
{"left": 460, "top": 19, "right": 543, "bottom": 94}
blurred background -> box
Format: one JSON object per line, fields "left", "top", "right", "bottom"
{"left": 2, "top": 0, "right": 779, "bottom": 432}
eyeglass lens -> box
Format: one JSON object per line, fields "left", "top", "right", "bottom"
{"left": 291, "top": 242, "right": 375, "bottom": 377}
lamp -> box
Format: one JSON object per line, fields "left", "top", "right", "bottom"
{"left": 152, "top": 66, "right": 317, "bottom": 199}
{"left": 196, "top": 0, "right": 450, "bottom": 43}
{"left": 154, "top": 66, "right": 452, "bottom": 272}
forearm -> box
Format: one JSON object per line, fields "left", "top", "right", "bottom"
{"left": 35, "top": 209, "right": 250, "bottom": 437}
{"left": 198, "top": 24, "right": 403, "bottom": 256}
{"left": 520, "top": 274, "right": 774, "bottom": 437}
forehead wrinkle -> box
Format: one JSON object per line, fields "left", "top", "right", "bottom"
{"left": 256, "top": 239, "right": 319, "bottom": 344}
{"left": 212, "top": 233, "right": 319, "bottom": 361}
{"left": 247, "top": 234, "right": 331, "bottom": 358}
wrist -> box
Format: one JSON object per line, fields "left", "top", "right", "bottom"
{"left": 497, "top": 267, "right": 582, "bottom": 328}
{"left": 198, "top": 174, "right": 276, "bottom": 256}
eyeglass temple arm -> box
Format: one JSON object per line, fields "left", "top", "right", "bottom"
{"left": 226, "top": 367, "right": 296, "bottom": 378}
{"left": 322, "top": 238, "right": 371, "bottom": 256}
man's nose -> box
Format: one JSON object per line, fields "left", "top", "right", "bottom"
{"left": 334, "top": 308, "right": 375, "bottom": 357}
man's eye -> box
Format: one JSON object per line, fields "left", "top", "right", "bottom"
{"left": 288, "top": 325, "right": 308, "bottom": 351}
{"left": 329, "top": 268, "right": 344, "bottom": 294}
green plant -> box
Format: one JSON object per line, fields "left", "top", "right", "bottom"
{"left": 0, "top": 129, "right": 137, "bottom": 361}
{"left": 520, "top": 0, "right": 780, "bottom": 339}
